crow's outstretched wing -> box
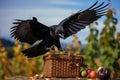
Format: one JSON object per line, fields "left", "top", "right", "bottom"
{"left": 59, "top": 1, "right": 109, "bottom": 38}
{"left": 10, "top": 17, "right": 49, "bottom": 44}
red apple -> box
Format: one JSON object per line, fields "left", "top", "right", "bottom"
{"left": 87, "top": 69, "right": 92, "bottom": 74}
{"left": 89, "top": 70, "right": 97, "bottom": 79}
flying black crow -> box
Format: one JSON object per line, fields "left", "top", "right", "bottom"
{"left": 10, "top": 1, "right": 109, "bottom": 57}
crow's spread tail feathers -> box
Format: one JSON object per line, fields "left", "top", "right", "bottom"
{"left": 22, "top": 43, "right": 48, "bottom": 58}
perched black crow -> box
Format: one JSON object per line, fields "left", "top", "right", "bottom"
{"left": 10, "top": 1, "right": 109, "bottom": 57}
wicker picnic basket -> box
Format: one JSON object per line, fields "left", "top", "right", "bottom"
{"left": 43, "top": 54, "right": 85, "bottom": 78}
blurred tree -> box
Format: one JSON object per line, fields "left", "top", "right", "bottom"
{"left": 0, "top": 41, "right": 12, "bottom": 80}
{"left": 83, "top": 22, "right": 99, "bottom": 69}
{"left": 99, "top": 9, "right": 120, "bottom": 77}
{"left": 84, "top": 8, "right": 120, "bottom": 78}
{"left": 72, "top": 34, "right": 81, "bottom": 55}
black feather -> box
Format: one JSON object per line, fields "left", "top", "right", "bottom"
{"left": 87, "top": 1, "right": 98, "bottom": 10}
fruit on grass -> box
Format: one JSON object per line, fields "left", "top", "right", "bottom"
{"left": 81, "top": 70, "right": 87, "bottom": 77}
{"left": 97, "top": 68, "right": 110, "bottom": 80}
{"left": 89, "top": 70, "right": 97, "bottom": 79}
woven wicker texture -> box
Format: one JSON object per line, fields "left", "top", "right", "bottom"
{"left": 43, "top": 54, "right": 84, "bottom": 77}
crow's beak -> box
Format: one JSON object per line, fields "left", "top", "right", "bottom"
{"left": 58, "top": 33, "right": 64, "bottom": 38}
